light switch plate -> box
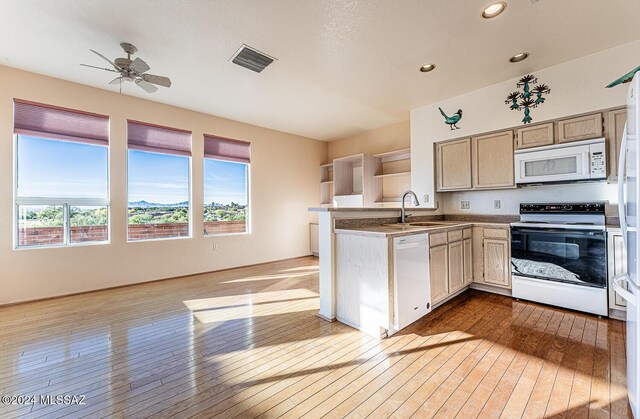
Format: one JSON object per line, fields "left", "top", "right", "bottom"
{"left": 461, "top": 200, "right": 470, "bottom": 210}
{"left": 494, "top": 200, "right": 501, "bottom": 209}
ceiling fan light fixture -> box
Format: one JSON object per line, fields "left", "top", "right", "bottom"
{"left": 509, "top": 52, "right": 529, "bottom": 63}
{"left": 482, "top": 2, "right": 506, "bottom": 18}
{"left": 420, "top": 64, "right": 436, "bottom": 73}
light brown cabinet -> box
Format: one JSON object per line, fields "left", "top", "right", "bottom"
{"left": 436, "top": 139, "right": 472, "bottom": 191}
{"left": 472, "top": 130, "right": 515, "bottom": 189}
{"left": 448, "top": 240, "right": 465, "bottom": 294}
{"left": 483, "top": 238, "right": 511, "bottom": 288}
{"left": 429, "top": 244, "right": 449, "bottom": 304}
{"left": 516, "top": 123, "right": 554, "bottom": 149}
{"left": 463, "top": 238, "right": 473, "bottom": 285}
{"left": 472, "top": 226, "right": 511, "bottom": 289}
{"left": 606, "top": 108, "right": 628, "bottom": 181}
{"left": 429, "top": 227, "right": 474, "bottom": 305}
{"left": 608, "top": 230, "right": 627, "bottom": 312}
{"left": 556, "top": 113, "right": 603, "bottom": 143}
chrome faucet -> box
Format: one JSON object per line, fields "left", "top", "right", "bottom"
{"left": 400, "top": 190, "right": 420, "bottom": 224}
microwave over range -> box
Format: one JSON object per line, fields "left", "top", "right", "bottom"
{"left": 514, "top": 138, "right": 606, "bottom": 185}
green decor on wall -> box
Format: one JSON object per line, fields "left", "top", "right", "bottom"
{"left": 438, "top": 107, "right": 463, "bottom": 130}
{"left": 505, "top": 74, "right": 550, "bottom": 124}
{"left": 606, "top": 65, "right": 640, "bottom": 88}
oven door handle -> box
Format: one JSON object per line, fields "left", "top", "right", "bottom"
{"left": 612, "top": 273, "right": 636, "bottom": 303}
{"left": 511, "top": 228, "right": 605, "bottom": 235}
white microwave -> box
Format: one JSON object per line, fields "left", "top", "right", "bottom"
{"left": 514, "top": 138, "right": 606, "bottom": 184}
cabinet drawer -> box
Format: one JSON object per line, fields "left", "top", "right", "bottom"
{"left": 447, "top": 229, "right": 463, "bottom": 242}
{"left": 483, "top": 228, "right": 509, "bottom": 239}
{"left": 430, "top": 232, "right": 448, "bottom": 247}
{"left": 463, "top": 228, "right": 472, "bottom": 239}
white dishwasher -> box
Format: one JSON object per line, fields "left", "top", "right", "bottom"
{"left": 393, "top": 234, "right": 431, "bottom": 331}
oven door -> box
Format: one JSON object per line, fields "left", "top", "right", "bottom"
{"left": 515, "top": 144, "right": 591, "bottom": 184}
{"left": 510, "top": 226, "right": 607, "bottom": 288}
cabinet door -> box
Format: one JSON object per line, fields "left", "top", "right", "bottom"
{"left": 437, "top": 139, "right": 472, "bottom": 191}
{"left": 608, "top": 232, "right": 627, "bottom": 309}
{"left": 463, "top": 239, "right": 473, "bottom": 285}
{"left": 556, "top": 113, "right": 603, "bottom": 143}
{"left": 448, "top": 241, "right": 464, "bottom": 294}
{"left": 429, "top": 244, "right": 449, "bottom": 304}
{"left": 472, "top": 226, "right": 484, "bottom": 283}
{"left": 483, "top": 238, "right": 511, "bottom": 288}
{"left": 472, "top": 130, "right": 515, "bottom": 189}
{"left": 516, "top": 123, "right": 554, "bottom": 149}
{"left": 607, "top": 108, "right": 628, "bottom": 181}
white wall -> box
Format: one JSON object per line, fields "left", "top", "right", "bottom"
{"left": 411, "top": 39, "right": 640, "bottom": 213}
{"left": 0, "top": 66, "right": 327, "bottom": 305}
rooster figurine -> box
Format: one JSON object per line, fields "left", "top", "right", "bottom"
{"left": 439, "top": 107, "right": 463, "bottom": 130}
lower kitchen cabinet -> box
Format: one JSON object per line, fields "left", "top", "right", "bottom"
{"left": 448, "top": 240, "right": 465, "bottom": 294}
{"left": 608, "top": 229, "right": 627, "bottom": 314}
{"left": 430, "top": 227, "right": 474, "bottom": 306}
{"left": 473, "top": 226, "right": 512, "bottom": 289}
{"left": 429, "top": 244, "right": 449, "bottom": 304}
{"left": 483, "top": 238, "right": 511, "bottom": 288}
{"left": 463, "top": 238, "right": 473, "bottom": 285}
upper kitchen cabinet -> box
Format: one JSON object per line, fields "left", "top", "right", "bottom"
{"left": 606, "top": 107, "right": 628, "bottom": 181}
{"left": 556, "top": 112, "right": 603, "bottom": 143}
{"left": 472, "top": 130, "right": 515, "bottom": 189}
{"left": 516, "top": 123, "right": 554, "bottom": 149}
{"left": 436, "top": 138, "right": 472, "bottom": 191}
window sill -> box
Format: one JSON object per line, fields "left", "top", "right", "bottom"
{"left": 127, "top": 235, "right": 192, "bottom": 243}
{"left": 14, "top": 240, "right": 110, "bottom": 251}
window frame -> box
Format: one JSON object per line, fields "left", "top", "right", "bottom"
{"left": 203, "top": 157, "right": 251, "bottom": 237}
{"left": 13, "top": 134, "right": 111, "bottom": 250}
{"left": 125, "top": 148, "right": 193, "bottom": 243}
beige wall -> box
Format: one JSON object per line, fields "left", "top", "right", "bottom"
{"left": 411, "top": 39, "right": 640, "bottom": 211}
{"left": 327, "top": 120, "right": 409, "bottom": 160}
{"left": 0, "top": 65, "right": 327, "bottom": 305}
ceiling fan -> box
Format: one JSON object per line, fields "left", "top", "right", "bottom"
{"left": 81, "top": 42, "right": 171, "bottom": 93}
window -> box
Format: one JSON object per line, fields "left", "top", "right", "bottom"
{"left": 14, "top": 100, "right": 109, "bottom": 248}
{"left": 203, "top": 135, "right": 250, "bottom": 235}
{"left": 127, "top": 120, "right": 191, "bottom": 241}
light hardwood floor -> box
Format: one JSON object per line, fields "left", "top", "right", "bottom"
{"left": 0, "top": 256, "right": 630, "bottom": 418}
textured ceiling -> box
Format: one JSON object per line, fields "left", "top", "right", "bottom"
{"left": 1, "top": 0, "right": 639, "bottom": 140}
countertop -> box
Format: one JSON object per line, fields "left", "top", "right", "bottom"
{"left": 334, "top": 221, "right": 507, "bottom": 238}
{"left": 334, "top": 220, "right": 621, "bottom": 238}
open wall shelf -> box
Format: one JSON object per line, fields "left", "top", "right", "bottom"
{"left": 319, "top": 148, "right": 411, "bottom": 208}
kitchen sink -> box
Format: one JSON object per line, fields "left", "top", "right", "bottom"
{"left": 382, "top": 222, "right": 450, "bottom": 229}
{"left": 407, "top": 222, "right": 452, "bottom": 227}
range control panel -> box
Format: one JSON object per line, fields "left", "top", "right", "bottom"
{"left": 519, "top": 203, "right": 605, "bottom": 214}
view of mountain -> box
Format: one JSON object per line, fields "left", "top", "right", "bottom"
{"left": 128, "top": 201, "right": 189, "bottom": 208}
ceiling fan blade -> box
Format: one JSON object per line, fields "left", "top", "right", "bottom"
{"left": 142, "top": 74, "right": 171, "bottom": 87}
{"left": 130, "top": 57, "right": 150, "bottom": 73}
{"left": 109, "top": 77, "right": 123, "bottom": 85}
{"left": 80, "top": 63, "right": 119, "bottom": 73}
{"left": 90, "top": 49, "right": 121, "bottom": 70}
{"left": 136, "top": 79, "right": 158, "bottom": 93}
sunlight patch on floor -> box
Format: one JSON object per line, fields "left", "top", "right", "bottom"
{"left": 220, "top": 271, "right": 318, "bottom": 284}
{"left": 184, "top": 289, "right": 320, "bottom": 323}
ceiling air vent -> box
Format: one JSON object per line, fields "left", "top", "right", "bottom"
{"left": 230, "top": 45, "right": 276, "bottom": 73}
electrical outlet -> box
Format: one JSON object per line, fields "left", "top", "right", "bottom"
{"left": 213, "top": 243, "right": 219, "bottom": 251}
{"left": 423, "top": 194, "right": 429, "bottom": 203}
{"left": 494, "top": 200, "right": 501, "bottom": 209}
{"left": 461, "top": 200, "right": 470, "bottom": 210}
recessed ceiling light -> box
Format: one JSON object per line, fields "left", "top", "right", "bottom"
{"left": 509, "top": 52, "right": 529, "bottom": 63}
{"left": 482, "top": 2, "right": 506, "bottom": 18}
{"left": 420, "top": 64, "right": 436, "bottom": 73}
